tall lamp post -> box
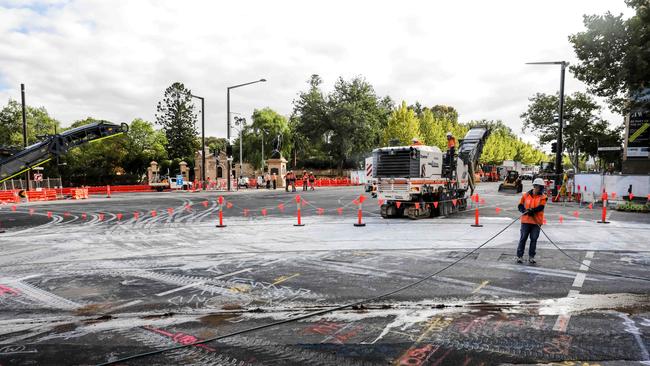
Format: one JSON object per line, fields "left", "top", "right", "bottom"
{"left": 233, "top": 117, "right": 247, "bottom": 188}
{"left": 526, "top": 61, "right": 568, "bottom": 191}
{"left": 21, "top": 84, "right": 29, "bottom": 191}
{"left": 190, "top": 93, "right": 205, "bottom": 190}
{"left": 226, "top": 78, "right": 266, "bottom": 191}
{"left": 256, "top": 128, "right": 269, "bottom": 172}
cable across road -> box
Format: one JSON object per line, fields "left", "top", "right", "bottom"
{"left": 97, "top": 213, "right": 650, "bottom": 365}
{"left": 97, "top": 215, "right": 523, "bottom": 365}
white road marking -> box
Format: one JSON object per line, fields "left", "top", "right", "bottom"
{"left": 554, "top": 250, "right": 594, "bottom": 333}
{"left": 155, "top": 282, "right": 204, "bottom": 297}
{"left": 552, "top": 314, "right": 571, "bottom": 332}
{"left": 212, "top": 268, "right": 252, "bottom": 279}
{"left": 572, "top": 273, "right": 586, "bottom": 288}
{"left": 110, "top": 299, "right": 143, "bottom": 310}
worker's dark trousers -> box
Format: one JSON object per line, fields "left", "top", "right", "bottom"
{"left": 517, "top": 223, "right": 540, "bottom": 258}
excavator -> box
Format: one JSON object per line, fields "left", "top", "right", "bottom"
{"left": 373, "top": 127, "right": 490, "bottom": 219}
{"left": 0, "top": 121, "right": 128, "bottom": 184}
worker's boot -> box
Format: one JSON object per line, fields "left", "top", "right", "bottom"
{"left": 528, "top": 257, "right": 536, "bottom": 264}
{"left": 516, "top": 257, "right": 523, "bottom": 264}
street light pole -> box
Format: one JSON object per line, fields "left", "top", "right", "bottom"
{"left": 21, "top": 84, "right": 29, "bottom": 191}
{"left": 526, "top": 61, "right": 568, "bottom": 190}
{"left": 191, "top": 94, "right": 205, "bottom": 190}
{"left": 226, "top": 78, "right": 266, "bottom": 191}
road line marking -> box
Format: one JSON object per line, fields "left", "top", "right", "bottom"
{"left": 567, "top": 289, "right": 580, "bottom": 297}
{"left": 552, "top": 314, "right": 570, "bottom": 332}
{"left": 579, "top": 259, "right": 591, "bottom": 271}
{"left": 272, "top": 273, "right": 300, "bottom": 286}
{"left": 471, "top": 280, "right": 490, "bottom": 294}
{"left": 585, "top": 251, "right": 594, "bottom": 259}
{"left": 155, "top": 282, "right": 204, "bottom": 297}
{"left": 111, "top": 299, "right": 143, "bottom": 310}
{"left": 618, "top": 313, "right": 650, "bottom": 363}
{"left": 212, "top": 268, "right": 252, "bottom": 279}
{"left": 572, "top": 273, "right": 586, "bottom": 288}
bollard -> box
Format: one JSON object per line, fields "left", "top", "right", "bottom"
{"left": 216, "top": 196, "right": 227, "bottom": 228}
{"left": 354, "top": 195, "right": 366, "bottom": 227}
{"left": 597, "top": 191, "right": 610, "bottom": 224}
{"left": 471, "top": 194, "right": 482, "bottom": 227}
{"left": 294, "top": 195, "right": 305, "bottom": 226}
{"left": 106, "top": 185, "right": 111, "bottom": 198}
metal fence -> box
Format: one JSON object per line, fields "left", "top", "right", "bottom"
{"left": 1, "top": 178, "right": 63, "bottom": 191}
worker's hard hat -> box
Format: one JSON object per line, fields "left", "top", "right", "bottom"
{"left": 446, "top": 132, "right": 452, "bottom": 137}
{"left": 533, "top": 178, "right": 545, "bottom": 186}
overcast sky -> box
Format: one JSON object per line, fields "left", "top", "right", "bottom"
{"left": 0, "top": 0, "right": 633, "bottom": 145}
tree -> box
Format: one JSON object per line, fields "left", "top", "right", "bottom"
{"left": 521, "top": 92, "right": 622, "bottom": 169}
{"left": 57, "top": 117, "right": 129, "bottom": 185}
{"left": 155, "top": 82, "right": 198, "bottom": 161}
{"left": 569, "top": 0, "right": 650, "bottom": 113}
{"left": 121, "top": 118, "right": 168, "bottom": 177}
{"left": 383, "top": 101, "right": 420, "bottom": 146}
{"left": 231, "top": 108, "right": 292, "bottom": 170}
{"left": 292, "top": 75, "right": 391, "bottom": 172}
{"left": 0, "top": 99, "right": 61, "bottom": 147}
{"left": 204, "top": 136, "right": 228, "bottom": 155}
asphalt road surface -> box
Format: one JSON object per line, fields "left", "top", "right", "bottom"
{"left": 0, "top": 182, "right": 649, "bottom": 365}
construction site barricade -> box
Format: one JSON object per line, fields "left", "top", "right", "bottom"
{"left": 0, "top": 190, "right": 20, "bottom": 203}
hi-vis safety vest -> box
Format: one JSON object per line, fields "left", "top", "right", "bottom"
{"left": 447, "top": 137, "right": 457, "bottom": 149}
{"left": 519, "top": 192, "right": 547, "bottom": 225}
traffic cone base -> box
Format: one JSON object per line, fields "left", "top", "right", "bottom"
{"left": 353, "top": 223, "right": 366, "bottom": 227}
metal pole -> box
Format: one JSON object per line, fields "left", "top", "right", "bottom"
{"left": 201, "top": 97, "right": 205, "bottom": 190}
{"left": 261, "top": 132, "right": 264, "bottom": 172}
{"left": 226, "top": 89, "right": 231, "bottom": 191}
{"left": 556, "top": 63, "right": 566, "bottom": 181}
{"left": 239, "top": 125, "right": 243, "bottom": 181}
{"left": 21, "top": 84, "right": 30, "bottom": 191}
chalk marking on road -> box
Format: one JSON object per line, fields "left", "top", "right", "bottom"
{"left": 155, "top": 282, "right": 204, "bottom": 297}
{"left": 553, "top": 314, "right": 571, "bottom": 332}
{"left": 572, "top": 273, "right": 586, "bottom": 288}
{"left": 618, "top": 313, "right": 650, "bottom": 364}
{"left": 110, "top": 299, "right": 143, "bottom": 310}
{"left": 212, "top": 268, "right": 252, "bottom": 279}
{"left": 471, "top": 280, "right": 490, "bottom": 294}
{"left": 272, "top": 273, "right": 300, "bottom": 286}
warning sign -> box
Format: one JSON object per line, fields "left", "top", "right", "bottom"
{"left": 33, "top": 173, "right": 43, "bottom": 182}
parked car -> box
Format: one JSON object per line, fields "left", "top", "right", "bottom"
{"left": 237, "top": 176, "right": 249, "bottom": 189}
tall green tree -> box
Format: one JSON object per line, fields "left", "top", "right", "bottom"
{"left": 0, "top": 99, "right": 61, "bottom": 147}
{"left": 121, "top": 118, "right": 168, "bottom": 177}
{"left": 383, "top": 101, "right": 420, "bottom": 146}
{"left": 155, "top": 82, "right": 198, "bottom": 161}
{"left": 569, "top": 0, "right": 650, "bottom": 113}
{"left": 231, "top": 108, "right": 292, "bottom": 170}
{"left": 521, "top": 92, "right": 622, "bottom": 169}
{"left": 292, "top": 75, "right": 391, "bottom": 171}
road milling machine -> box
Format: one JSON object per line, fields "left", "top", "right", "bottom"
{"left": 373, "top": 127, "right": 490, "bottom": 219}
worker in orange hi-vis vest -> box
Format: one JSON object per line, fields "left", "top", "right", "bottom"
{"left": 446, "top": 132, "right": 457, "bottom": 168}
{"left": 516, "top": 178, "right": 547, "bottom": 264}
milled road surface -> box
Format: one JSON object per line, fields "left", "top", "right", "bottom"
{"left": 0, "top": 183, "right": 649, "bottom": 365}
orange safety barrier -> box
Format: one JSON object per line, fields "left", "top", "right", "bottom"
{"left": 0, "top": 190, "right": 20, "bottom": 203}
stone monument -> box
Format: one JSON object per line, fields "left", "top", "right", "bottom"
{"left": 266, "top": 134, "right": 287, "bottom": 188}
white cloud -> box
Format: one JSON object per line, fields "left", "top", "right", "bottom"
{"left": 0, "top": 0, "right": 633, "bottom": 144}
